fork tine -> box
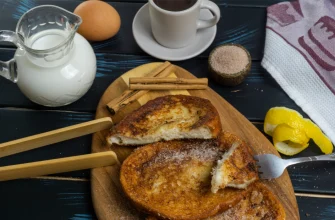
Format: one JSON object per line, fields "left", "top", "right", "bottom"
{"left": 253, "top": 154, "right": 285, "bottom": 179}
{"left": 259, "top": 170, "right": 284, "bottom": 179}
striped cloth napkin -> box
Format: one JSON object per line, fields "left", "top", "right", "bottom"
{"left": 261, "top": 0, "right": 335, "bottom": 144}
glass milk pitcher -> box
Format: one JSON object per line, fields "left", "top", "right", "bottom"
{"left": 0, "top": 5, "right": 96, "bottom": 107}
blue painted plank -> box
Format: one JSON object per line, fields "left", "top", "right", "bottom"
{"left": 2, "top": 0, "right": 291, "bottom": 8}
{"left": 0, "top": 108, "right": 333, "bottom": 218}
{"left": 0, "top": 1, "right": 266, "bottom": 59}
{"left": 0, "top": 177, "right": 333, "bottom": 220}
{"left": 297, "top": 196, "right": 335, "bottom": 220}
{"left": 0, "top": 178, "right": 97, "bottom": 220}
{"left": 0, "top": 108, "right": 94, "bottom": 178}
{"left": 0, "top": 49, "right": 300, "bottom": 121}
{"left": 0, "top": 108, "right": 334, "bottom": 194}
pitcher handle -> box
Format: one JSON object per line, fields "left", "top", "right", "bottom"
{"left": 0, "top": 30, "right": 18, "bottom": 82}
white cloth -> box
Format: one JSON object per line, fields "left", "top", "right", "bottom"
{"left": 262, "top": 30, "right": 335, "bottom": 144}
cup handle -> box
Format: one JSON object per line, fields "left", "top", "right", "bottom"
{"left": 197, "top": 0, "right": 221, "bottom": 29}
{"left": 0, "top": 30, "right": 18, "bottom": 82}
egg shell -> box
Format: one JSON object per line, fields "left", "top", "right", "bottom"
{"left": 74, "top": 1, "right": 121, "bottom": 41}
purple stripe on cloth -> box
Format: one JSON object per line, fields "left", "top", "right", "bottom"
{"left": 266, "top": 26, "right": 335, "bottom": 95}
{"left": 267, "top": 3, "right": 302, "bottom": 27}
{"left": 266, "top": 0, "right": 335, "bottom": 94}
{"left": 291, "top": 1, "right": 303, "bottom": 16}
{"left": 299, "top": 36, "right": 335, "bottom": 71}
{"left": 308, "top": 29, "right": 335, "bottom": 62}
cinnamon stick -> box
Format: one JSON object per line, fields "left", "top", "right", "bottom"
{"left": 129, "top": 77, "right": 208, "bottom": 85}
{"left": 106, "top": 62, "right": 174, "bottom": 114}
{"left": 129, "top": 84, "right": 207, "bottom": 90}
{"left": 143, "top": 61, "right": 172, "bottom": 77}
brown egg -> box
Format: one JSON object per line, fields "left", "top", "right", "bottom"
{"left": 74, "top": 1, "right": 121, "bottom": 41}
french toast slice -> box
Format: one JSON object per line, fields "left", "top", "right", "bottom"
{"left": 147, "top": 182, "right": 286, "bottom": 220}
{"left": 207, "top": 182, "right": 286, "bottom": 220}
{"left": 120, "top": 132, "right": 252, "bottom": 220}
{"left": 108, "top": 95, "right": 221, "bottom": 145}
{"left": 211, "top": 134, "right": 259, "bottom": 193}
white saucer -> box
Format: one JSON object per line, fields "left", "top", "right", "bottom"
{"left": 132, "top": 3, "right": 217, "bottom": 61}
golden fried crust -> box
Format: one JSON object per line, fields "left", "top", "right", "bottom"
{"left": 111, "top": 95, "right": 221, "bottom": 138}
{"left": 120, "top": 133, "right": 250, "bottom": 220}
{"left": 220, "top": 132, "right": 259, "bottom": 185}
{"left": 211, "top": 132, "right": 259, "bottom": 191}
{"left": 225, "top": 142, "right": 259, "bottom": 187}
{"left": 146, "top": 216, "right": 158, "bottom": 220}
{"left": 208, "top": 182, "right": 286, "bottom": 220}
{"left": 147, "top": 182, "right": 286, "bottom": 220}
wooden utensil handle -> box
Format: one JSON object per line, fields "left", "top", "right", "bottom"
{"left": 0, "top": 151, "right": 118, "bottom": 181}
{"left": 0, "top": 117, "right": 113, "bottom": 158}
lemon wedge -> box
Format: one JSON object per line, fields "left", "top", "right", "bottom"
{"left": 264, "top": 107, "right": 333, "bottom": 155}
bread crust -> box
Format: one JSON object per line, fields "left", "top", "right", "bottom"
{"left": 208, "top": 181, "right": 286, "bottom": 220}
{"left": 108, "top": 95, "right": 222, "bottom": 145}
{"left": 211, "top": 132, "right": 259, "bottom": 193}
{"left": 120, "top": 132, "right": 253, "bottom": 220}
{"left": 146, "top": 182, "right": 286, "bottom": 220}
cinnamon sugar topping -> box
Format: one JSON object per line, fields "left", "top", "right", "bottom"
{"left": 151, "top": 142, "right": 220, "bottom": 165}
{"left": 210, "top": 45, "right": 249, "bottom": 74}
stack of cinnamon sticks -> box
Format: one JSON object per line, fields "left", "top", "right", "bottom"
{"left": 106, "top": 61, "right": 208, "bottom": 114}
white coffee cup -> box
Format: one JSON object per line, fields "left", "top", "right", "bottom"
{"left": 148, "top": 0, "right": 220, "bottom": 49}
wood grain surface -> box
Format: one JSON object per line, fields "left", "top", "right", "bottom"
{"left": 91, "top": 63, "right": 299, "bottom": 219}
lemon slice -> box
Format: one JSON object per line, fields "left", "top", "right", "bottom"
{"left": 272, "top": 124, "right": 309, "bottom": 156}
{"left": 273, "top": 139, "right": 309, "bottom": 156}
{"left": 304, "top": 119, "right": 333, "bottom": 154}
{"left": 264, "top": 107, "right": 305, "bottom": 136}
{"left": 272, "top": 124, "right": 309, "bottom": 145}
{"left": 264, "top": 107, "right": 333, "bottom": 155}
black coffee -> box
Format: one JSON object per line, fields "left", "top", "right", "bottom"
{"left": 153, "top": 0, "right": 197, "bottom": 12}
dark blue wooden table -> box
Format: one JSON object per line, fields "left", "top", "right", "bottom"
{"left": 0, "top": 0, "right": 334, "bottom": 219}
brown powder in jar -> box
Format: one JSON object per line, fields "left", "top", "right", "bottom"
{"left": 209, "top": 45, "right": 249, "bottom": 74}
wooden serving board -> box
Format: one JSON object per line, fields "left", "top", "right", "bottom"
{"left": 91, "top": 63, "right": 299, "bottom": 220}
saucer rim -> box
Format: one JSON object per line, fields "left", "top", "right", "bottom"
{"left": 132, "top": 3, "right": 217, "bottom": 61}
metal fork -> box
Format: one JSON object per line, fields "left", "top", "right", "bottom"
{"left": 254, "top": 153, "right": 335, "bottom": 179}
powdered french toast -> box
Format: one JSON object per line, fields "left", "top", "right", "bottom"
{"left": 108, "top": 95, "right": 221, "bottom": 146}
{"left": 117, "top": 95, "right": 285, "bottom": 219}
{"left": 120, "top": 132, "right": 256, "bottom": 220}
